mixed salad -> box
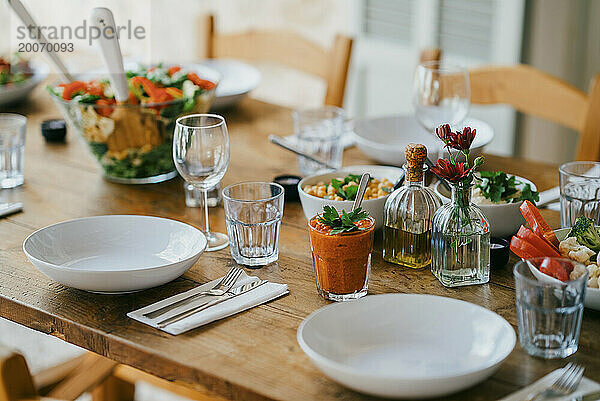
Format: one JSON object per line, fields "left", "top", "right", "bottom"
{"left": 473, "top": 171, "right": 539, "bottom": 205}
{"left": 48, "top": 64, "right": 217, "bottom": 180}
{"left": 510, "top": 201, "right": 600, "bottom": 288}
{"left": 0, "top": 54, "right": 33, "bottom": 86}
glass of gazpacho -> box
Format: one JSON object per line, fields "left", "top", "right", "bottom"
{"left": 308, "top": 206, "right": 375, "bottom": 301}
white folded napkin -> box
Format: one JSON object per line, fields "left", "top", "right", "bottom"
{"left": 499, "top": 366, "right": 600, "bottom": 401}
{"left": 128, "top": 270, "right": 289, "bottom": 335}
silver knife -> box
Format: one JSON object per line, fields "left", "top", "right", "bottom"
{"left": 156, "top": 280, "right": 268, "bottom": 328}
{"left": 573, "top": 390, "right": 600, "bottom": 401}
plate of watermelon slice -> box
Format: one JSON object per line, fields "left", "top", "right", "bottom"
{"left": 509, "top": 200, "right": 600, "bottom": 311}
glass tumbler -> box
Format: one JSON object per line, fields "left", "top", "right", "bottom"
{"left": 514, "top": 258, "right": 588, "bottom": 359}
{"left": 222, "top": 182, "right": 284, "bottom": 267}
{"left": 0, "top": 114, "right": 26, "bottom": 188}
{"left": 560, "top": 161, "right": 600, "bottom": 227}
{"left": 293, "top": 106, "right": 345, "bottom": 175}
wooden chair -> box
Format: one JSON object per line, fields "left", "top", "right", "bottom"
{"left": 0, "top": 347, "right": 131, "bottom": 401}
{"left": 423, "top": 48, "right": 600, "bottom": 161}
{"left": 199, "top": 14, "right": 353, "bottom": 108}
{"left": 468, "top": 66, "right": 600, "bottom": 161}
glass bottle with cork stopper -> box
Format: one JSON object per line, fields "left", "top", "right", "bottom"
{"left": 383, "top": 143, "right": 442, "bottom": 268}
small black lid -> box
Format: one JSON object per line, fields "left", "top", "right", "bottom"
{"left": 274, "top": 174, "right": 301, "bottom": 202}
{"left": 41, "top": 119, "right": 67, "bottom": 143}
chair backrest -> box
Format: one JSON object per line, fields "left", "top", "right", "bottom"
{"left": 468, "top": 65, "right": 600, "bottom": 161}
{"left": 200, "top": 15, "right": 353, "bottom": 107}
{"left": 420, "top": 48, "right": 600, "bottom": 161}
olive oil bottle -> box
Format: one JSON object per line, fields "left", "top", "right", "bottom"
{"left": 383, "top": 144, "right": 441, "bottom": 268}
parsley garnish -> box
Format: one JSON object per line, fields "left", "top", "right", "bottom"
{"left": 328, "top": 174, "right": 372, "bottom": 200}
{"left": 477, "top": 171, "right": 539, "bottom": 204}
{"left": 318, "top": 206, "right": 370, "bottom": 235}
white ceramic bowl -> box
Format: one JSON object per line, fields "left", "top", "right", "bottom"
{"left": 433, "top": 175, "right": 537, "bottom": 238}
{"left": 352, "top": 115, "right": 493, "bottom": 166}
{"left": 297, "top": 294, "right": 515, "bottom": 399}
{"left": 298, "top": 165, "right": 404, "bottom": 229}
{"left": 199, "top": 59, "right": 261, "bottom": 109}
{"left": 0, "top": 62, "right": 48, "bottom": 106}
{"left": 23, "top": 215, "right": 207, "bottom": 294}
{"left": 554, "top": 228, "right": 600, "bottom": 311}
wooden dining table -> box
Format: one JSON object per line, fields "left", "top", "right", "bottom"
{"left": 1, "top": 86, "right": 599, "bottom": 401}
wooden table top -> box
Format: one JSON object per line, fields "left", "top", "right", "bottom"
{"left": 1, "top": 87, "right": 599, "bottom": 401}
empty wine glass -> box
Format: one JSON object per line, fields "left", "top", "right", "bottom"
{"left": 174, "top": 114, "right": 230, "bottom": 251}
{"left": 412, "top": 61, "right": 470, "bottom": 133}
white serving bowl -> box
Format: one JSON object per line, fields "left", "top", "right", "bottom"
{"left": 298, "top": 165, "right": 404, "bottom": 229}
{"left": 0, "top": 62, "right": 48, "bottom": 106}
{"left": 199, "top": 58, "right": 261, "bottom": 109}
{"left": 297, "top": 294, "right": 515, "bottom": 399}
{"left": 554, "top": 228, "right": 600, "bottom": 311}
{"left": 433, "top": 175, "right": 537, "bottom": 238}
{"left": 352, "top": 115, "right": 493, "bottom": 166}
{"left": 23, "top": 215, "right": 207, "bottom": 294}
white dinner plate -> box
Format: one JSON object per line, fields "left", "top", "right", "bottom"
{"left": 297, "top": 294, "right": 515, "bottom": 399}
{"left": 199, "top": 59, "right": 261, "bottom": 109}
{"left": 352, "top": 115, "right": 494, "bottom": 166}
{"left": 0, "top": 62, "right": 48, "bottom": 106}
{"left": 554, "top": 228, "right": 600, "bottom": 310}
{"left": 23, "top": 215, "right": 207, "bottom": 294}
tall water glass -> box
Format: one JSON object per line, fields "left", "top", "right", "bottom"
{"left": 173, "top": 114, "right": 229, "bottom": 251}
{"left": 293, "top": 106, "right": 344, "bottom": 175}
{"left": 0, "top": 114, "right": 26, "bottom": 188}
{"left": 412, "top": 62, "right": 470, "bottom": 133}
{"left": 560, "top": 161, "right": 600, "bottom": 227}
{"left": 514, "top": 258, "right": 587, "bottom": 359}
{"left": 222, "top": 182, "right": 284, "bottom": 267}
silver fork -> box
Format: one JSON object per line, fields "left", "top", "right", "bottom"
{"left": 525, "top": 363, "right": 585, "bottom": 401}
{"left": 143, "top": 267, "right": 243, "bottom": 319}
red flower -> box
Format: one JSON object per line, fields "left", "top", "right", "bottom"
{"left": 448, "top": 127, "right": 476, "bottom": 151}
{"left": 430, "top": 159, "right": 472, "bottom": 183}
{"left": 436, "top": 124, "right": 452, "bottom": 145}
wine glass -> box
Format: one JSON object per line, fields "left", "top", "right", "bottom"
{"left": 412, "top": 61, "right": 470, "bottom": 133}
{"left": 173, "top": 114, "right": 230, "bottom": 251}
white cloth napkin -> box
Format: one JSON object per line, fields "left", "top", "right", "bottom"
{"left": 499, "top": 366, "right": 600, "bottom": 401}
{"left": 128, "top": 270, "right": 289, "bottom": 335}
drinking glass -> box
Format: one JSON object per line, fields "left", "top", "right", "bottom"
{"left": 173, "top": 114, "right": 229, "bottom": 251}
{"left": 412, "top": 62, "right": 470, "bottom": 133}
{"left": 293, "top": 106, "right": 344, "bottom": 175}
{"left": 559, "top": 161, "right": 600, "bottom": 227}
{"left": 222, "top": 182, "right": 284, "bottom": 267}
{"left": 0, "top": 114, "right": 26, "bottom": 188}
{"left": 514, "top": 258, "right": 588, "bottom": 359}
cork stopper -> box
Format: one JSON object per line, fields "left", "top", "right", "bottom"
{"left": 404, "top": 143, "right": 427, "bottom": 182}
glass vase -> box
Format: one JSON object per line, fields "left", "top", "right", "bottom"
{"left": 431, "top": 181, "right": 490, "bottom": 287}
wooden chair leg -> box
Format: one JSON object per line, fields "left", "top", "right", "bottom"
{"left": 46, "top": 353, "right": 117, "bottom": 401}
{"left": 0, "top": 348, "right": 37, "bottom": 401}
{"left": 91, "top": 376, "right": 134, "bottom": 401}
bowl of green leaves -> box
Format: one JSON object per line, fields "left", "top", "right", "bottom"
{"left": 434, "top": 171, "right": 539, "bottom": 237}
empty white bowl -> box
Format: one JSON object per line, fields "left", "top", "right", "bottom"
{"left": 352, "top": 115, "right": 494, "bottom": 166}
{"left": 298, "top": 165, "right": 404, "bottom": 229}
{"left": 23, "top": 215, "right": 207, "bottom": 294}
{"left": 297, "top": 294, "right": 515, "bottom": 399}
{"left": 433, "top": 174, "right": 537, "bottom": 238}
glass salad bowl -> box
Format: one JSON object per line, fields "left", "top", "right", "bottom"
{"left": 48, "top": 64, "right": 220, "bottom": 184}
